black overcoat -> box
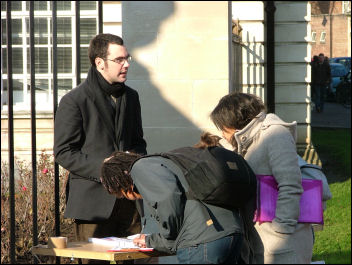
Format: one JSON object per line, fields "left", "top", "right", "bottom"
{"left": 54, "top": 77, "right": 147, "bottom": 221}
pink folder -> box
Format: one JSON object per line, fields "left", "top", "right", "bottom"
{"left": 254, "top": 175, "right": 324, "bottom": 224}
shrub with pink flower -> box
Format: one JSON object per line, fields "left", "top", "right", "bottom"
{"left": 1, "top": 151, "right": 74, "bottom": 264}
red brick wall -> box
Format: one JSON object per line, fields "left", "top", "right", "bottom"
{"left": 310, "top": 1, "right": 350, "bottom": 58}
{"left": 311, "top": 1, "right": 343, "bottom": 15}
{"left": 331, "top": 15, "right": 350, "bottom": 57}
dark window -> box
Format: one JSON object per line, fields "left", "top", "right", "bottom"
{"left": 80, "top": 18, "right": 97, "bottom": 44}
{"left": 57, "top": 47, "right": 72, "bottom": 73}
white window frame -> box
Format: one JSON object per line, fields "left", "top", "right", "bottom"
{"left": 311, "top": 31, "right": 316, "bottom": 43}
{"left": 320, "top": 31, "right": 326, "bottom": 44}
{"left": 343, "top": 1, "right": 351, "bottom": 14}
{"left": 1, "top": 1, "right": 98, "bottom": 112}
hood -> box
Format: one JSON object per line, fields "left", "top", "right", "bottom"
{"left": 222, "top": 112, "right": 298, "bottom": 153}
{"left": 262, "top": 113, "right": 297, "bottom": 142}
{"left": 233, "top": 112, "right": 297, "bottom": 151}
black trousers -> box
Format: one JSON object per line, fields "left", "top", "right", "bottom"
{"left": 74, "top": 198, "right": 141, "bottom": 264}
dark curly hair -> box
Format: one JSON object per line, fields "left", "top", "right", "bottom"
{"left": 100, "top": 151, "right": 141, "bottom": 195}
{"left": 210, "top": 92, "right": 266, "bottom": 131}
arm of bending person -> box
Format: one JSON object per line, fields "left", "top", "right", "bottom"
{"left": 131, "top": 158, "right": 186, "bottom": 253}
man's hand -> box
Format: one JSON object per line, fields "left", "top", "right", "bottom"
{"left": 133, "top": 234, "right": 147, "bottom": 248}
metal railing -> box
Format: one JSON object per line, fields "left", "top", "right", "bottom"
{"left": 3, "top": 1, "right": 103, "bottom": 263}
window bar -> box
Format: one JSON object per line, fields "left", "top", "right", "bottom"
{"left": 264, "top": 1, "right": 276, "bottom": 114}
{"left": 75, "top": 1, "right": 81, "bottom": 85}
{"left": 52, "top": 4, "right": 60, "bottom": 262}
{"left": 6, "top": 1, "right": 16, "bottom": 263}
{"left": 29, "top": 3, "right": 38, "bottom": 263}
{"left": 98, "top": 1, "right": 103, "bottom": 34}
{"left": 228, "top": 1, "right": 233, "bottom": 92}
{"left": 52, "top": 0, "right": 61, "bottom": 245}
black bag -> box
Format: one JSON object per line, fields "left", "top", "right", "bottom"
{"left": 140, "top": 146, "right": 257, "bottom": 210}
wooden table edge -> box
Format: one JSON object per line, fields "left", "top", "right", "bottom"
{"left": 31, "top": 242, "right": 166, "bottom": 261}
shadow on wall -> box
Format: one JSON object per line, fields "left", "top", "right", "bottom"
{"left": 122, "top": 2, "right": 203, "bottom": 153}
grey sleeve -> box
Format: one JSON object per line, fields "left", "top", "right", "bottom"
{"left": 266, "top": 126, "right": 303, "bottom": 234}
{"left": 131, "top": 158, "right": 186, "bottom": 253}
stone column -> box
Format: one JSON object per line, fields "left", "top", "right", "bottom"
{"left": 122, "top": 1, "right": 230, "bottom": 153}
{"left": 274, "top": 1, "right": 319, "bottom": 163}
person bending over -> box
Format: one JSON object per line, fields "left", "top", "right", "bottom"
{"left": 100, "top": 142, "right": 246, "bottom": 264}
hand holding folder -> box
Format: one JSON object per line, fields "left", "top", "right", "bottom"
{"left": 254, "top": 175, "right": 324, "bottom": 224}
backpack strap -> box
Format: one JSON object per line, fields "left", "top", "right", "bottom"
{"left": 129, "top": 153, "right": 161, "bottom": 171}
{"left": 130, "top": 153, "right": 197, "bottom": 200}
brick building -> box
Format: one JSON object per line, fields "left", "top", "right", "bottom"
{"left": 310, "top": 1, "right": 351, "bottom": 58}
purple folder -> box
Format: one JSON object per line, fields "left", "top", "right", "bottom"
{"left": 254, "top": 175, "right": 324, "bottom": 224}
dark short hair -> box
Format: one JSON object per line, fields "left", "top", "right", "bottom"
{"left": 88, "top": 33, "right": 124, "bottom": 66}
{"left": 319, "top": 53, "right": 324, "bottom": 57}
{"left": 210, "top": 92, "right": 266, "bottom": 131}
{"left": 100, "top": 151, "right": 141, "bottom": 194}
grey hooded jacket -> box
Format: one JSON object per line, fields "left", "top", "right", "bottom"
{"left": 229, "top": 112, "right": 314, "bottom": 264}
{"left": 130, "top": 156, "right": 243, "bottom": 254}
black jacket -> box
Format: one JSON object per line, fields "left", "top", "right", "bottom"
{"left": 312, "top": 61, "right": 331, "bottom": 85}
{"left": 54, "top": 71, "right": 147, "bottom": 221}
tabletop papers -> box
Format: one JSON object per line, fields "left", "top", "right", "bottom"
{"left": 88, "top": 235, "right": 153, "bottom": 252}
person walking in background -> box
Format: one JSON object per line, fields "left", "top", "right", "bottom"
{"left": 210, "top": 92, "right": 314, "bottom": 264}
{"left": 54, "top": 33, "right": 147, "bottom": 263}
{"left": 324, "top": 56, "right": 329, "bottom": 64}
{"left": 310, "top": 55, "right": 319, "bottom": 107}
{"left": 312, "top": 53, "right": 331, "bottom": 113}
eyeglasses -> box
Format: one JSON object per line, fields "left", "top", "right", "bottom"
{"left": 106, "top": 55, "right": 132, "bottom": 65}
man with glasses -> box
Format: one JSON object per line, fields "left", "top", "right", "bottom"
{"left": 54, "top": 33, "right": 147, "bottom": 264}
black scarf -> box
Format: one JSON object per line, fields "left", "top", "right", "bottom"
{"left": 95, "top": 67, "right": 126, "bottom": 98}
{"left": 88, "top": 66, "right": 127, "bottom": 150}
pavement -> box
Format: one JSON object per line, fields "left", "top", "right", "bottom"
{"left": 311, "top": 102, "right": 351, "bottom": 128}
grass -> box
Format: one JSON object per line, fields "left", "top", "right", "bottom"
{"left": 310, "top": 128, "right": 351, "bottom": 181}
{"left": 311, "top": 128, "right": 351, "bottom": 264}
